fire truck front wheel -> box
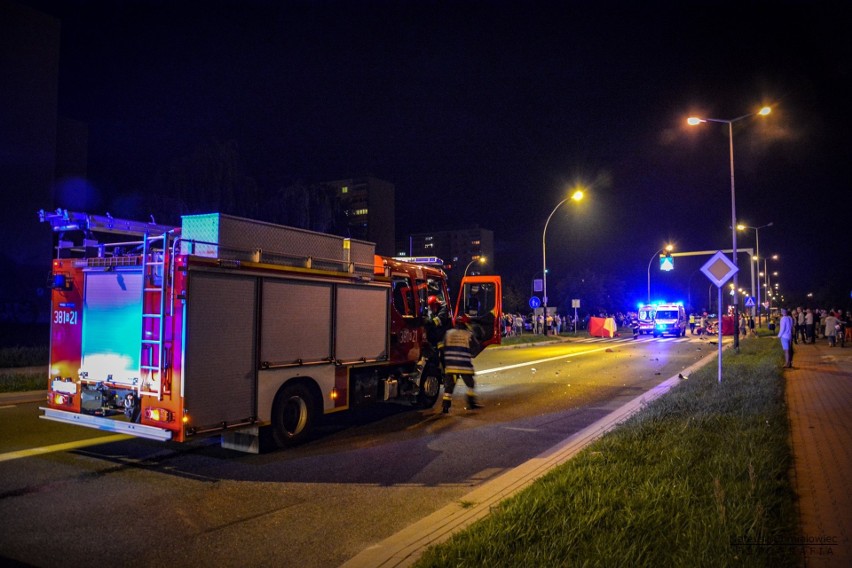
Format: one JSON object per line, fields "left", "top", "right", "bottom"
{"left": 417, "top": 369, "right": 442, "bottom": 408}
{"left": 271, "top": 383, "right": 318, "bottom": 448}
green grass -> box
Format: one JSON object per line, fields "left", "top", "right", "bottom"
{"left": 0, "top": 346, "right": 48, "bottom": 392}
{"left": 415, "top": 337, "right": 797, "bottom": 567}
{"left": 0, "top": 370, "right": 46, "bottom": 392}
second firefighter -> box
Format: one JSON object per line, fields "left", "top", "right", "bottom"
{"left": 439, "top": 318, "right": 483, "bottom": 413}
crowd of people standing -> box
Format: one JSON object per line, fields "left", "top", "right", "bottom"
{"left": 783, "top": 306, "right": 849, "bottom": 347}
{"left": 777, "top": 306, "right": 849, "bottom": 369}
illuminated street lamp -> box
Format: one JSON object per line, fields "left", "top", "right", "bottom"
{"left": 737, "top": 222, "right": 773, "bottom": 325}
{"left": 542, "top": 188, "right": 584, "bottom": 334}
{"left": 647, "top": 244, "right": 674, "bottom": 304}
{"left": 687, "top": 105, "right": 771, "bottom": 349}
{"left": 763, "top": 254, "right": 779, "bottom": 309}
{"left": 463, "top": 256, "right": 486, "bottom": 278}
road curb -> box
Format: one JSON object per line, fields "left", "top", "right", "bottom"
{"left": 0, "top": 390, "right": 46, "bottom": 404}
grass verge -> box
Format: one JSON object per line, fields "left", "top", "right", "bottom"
{"left": 0, "top": 346, "right": 48, "bottom": 393}
{"left": 0, "top": 370, "right": 45, "bottom": 392}
{"left": 415, "top": 336, "right": 797, "bottom": 567}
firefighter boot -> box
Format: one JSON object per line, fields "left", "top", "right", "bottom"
{"left": 466, "top": 391, "right": 483, "bottom": 410}
{"left": 441, "top": 394, "right": 452, "bottom": 414}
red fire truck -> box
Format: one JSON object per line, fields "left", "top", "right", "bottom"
{"left": 39, "top": 209, "right": 501, "bottom": 452}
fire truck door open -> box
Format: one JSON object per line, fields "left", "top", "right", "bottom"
{"left": 454, "top": 276, "right": 503, "bottom": 350}
{"left": 184, "top": 272, "right": 258, "bottom": 429}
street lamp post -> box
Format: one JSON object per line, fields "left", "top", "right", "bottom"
{"left": 737, "top": 222, "right": 773, "bottom": 325}
{"left": 647, "top": 244, "right": 674, "bottom": 305}
{"left": 688, "top": 106, "right": 771, "bottom": 350}
{"left": 542, "top": 189, "right": 584, "bottom": 335}
{"left": 463, "top": 256, "right": 486, "bottom": 278}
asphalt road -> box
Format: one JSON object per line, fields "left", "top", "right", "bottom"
{"left": 0, "top": 334, "right": 714, "bottom": 568}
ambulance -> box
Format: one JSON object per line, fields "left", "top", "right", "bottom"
{"left": 652, "top": 303, "right": 688, "bottom": 337}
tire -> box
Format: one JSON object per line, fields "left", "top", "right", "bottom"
{"left": 416, "top": 366, "right": 442, "bottom": 408}
{"left": 271, "top": 383, "right": 317, "bottom": 448}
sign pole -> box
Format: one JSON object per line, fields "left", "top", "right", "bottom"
{"left": 718, "top": 286, "right": 723, "bottom": 383}
{"left": 700, "top": 251, "right": 739, "bottom": 384}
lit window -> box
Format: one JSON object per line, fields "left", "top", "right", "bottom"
{"left": 472, "top": 240, "right": 480, "bottom": 245}
{"left": 341, "top": 186, "right": 348, "bottom": 194}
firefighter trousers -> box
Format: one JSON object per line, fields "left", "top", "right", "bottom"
{"left": 442, "top": 373, "right": 480, "bottom": 412}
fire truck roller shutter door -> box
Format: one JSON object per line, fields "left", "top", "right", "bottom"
{"left": 184, "top": 272, "right": 257, "bottom": 429}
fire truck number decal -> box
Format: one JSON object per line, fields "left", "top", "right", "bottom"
{"left": 54, "top": 310, "right": 78, "bottom": 325}
{"left": 397, "top": 328, "right": 416, "bottom": 344}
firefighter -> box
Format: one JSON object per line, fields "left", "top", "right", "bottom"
{"left": 422, "top": 295, "right": 450, "bottom": 375}
{"left": 423, "top": 295, "right": 450, "bottom": 349}
{"left": 439, "top": 318, "right": 482, "bottom": 413}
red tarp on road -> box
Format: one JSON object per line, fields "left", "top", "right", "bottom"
{"left": 721, "top": 315, "right": 736, "bottom": 336}
{"left": 589, "top": 317, "right": 618, "bottom": 338}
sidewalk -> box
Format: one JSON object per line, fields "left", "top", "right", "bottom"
{"left": 785, "top": 340, "right": 852, "bottom": 566}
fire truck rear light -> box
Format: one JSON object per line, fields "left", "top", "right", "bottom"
{"left": 145, "top": 408, "right": 174, "bottom": 423}
{"left": 52, "top": 393, "right": 72, "bottom": 405}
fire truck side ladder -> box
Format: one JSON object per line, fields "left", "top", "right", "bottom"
{"left": 139, "top": 231, "right": 170, "bottom": 399}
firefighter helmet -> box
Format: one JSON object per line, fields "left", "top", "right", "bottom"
{"left": 427, "top": 295, "right": 440, "bottom": 308}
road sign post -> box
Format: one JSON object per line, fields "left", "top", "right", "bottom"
{"left": 701, "top": 251, "right": 739, "bottom": 383}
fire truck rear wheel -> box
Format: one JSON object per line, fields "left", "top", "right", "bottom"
{"left": 417, "top": 371, "right": 441, "bottom": 408}
{"left": 271, "top": 383, "right": 317, "bottom": 448}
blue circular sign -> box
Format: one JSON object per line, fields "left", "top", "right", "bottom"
{"left": 529, "top": 296, "right": 541, "bottom": 308}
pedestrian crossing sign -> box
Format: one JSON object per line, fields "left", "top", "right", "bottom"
{"left": 745, "top": 296, "right": 756, "bottom": 307}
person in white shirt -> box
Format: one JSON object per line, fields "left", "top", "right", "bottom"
{"left": 777, "top": 308, "right": 795, "bottom": 368}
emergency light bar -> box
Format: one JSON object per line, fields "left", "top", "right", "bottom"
{"left": 393, "top": 256, "right": 444, "bottom": 266}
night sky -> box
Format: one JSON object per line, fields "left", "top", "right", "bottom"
{"left": 16, "top": 0, "right": 852, "bottom": 310}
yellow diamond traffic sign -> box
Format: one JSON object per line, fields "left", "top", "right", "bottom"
{"left": 701, "top": 251, "right": 738, "bottom": 287}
